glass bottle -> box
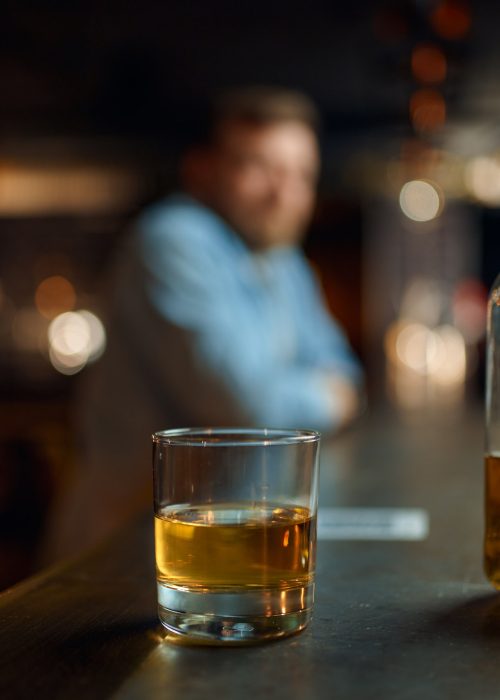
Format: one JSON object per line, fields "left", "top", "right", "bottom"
{"left": 485, "top": 273, "right": 500, "bottom": 587}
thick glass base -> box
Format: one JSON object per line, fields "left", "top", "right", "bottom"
{"left": 157, "top": 582, "right": 314, "bottom": 645}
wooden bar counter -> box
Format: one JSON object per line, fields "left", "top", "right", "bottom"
{"left": 1, "top": 405, "right": 497, "bottom": 699}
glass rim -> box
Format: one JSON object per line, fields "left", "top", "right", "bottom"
{"left": 152, "top": 426, "right": 321, "bottom": 447}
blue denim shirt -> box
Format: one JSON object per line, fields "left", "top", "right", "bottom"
{"left": 135, "top": 194, "right": 362, "bottom": 431}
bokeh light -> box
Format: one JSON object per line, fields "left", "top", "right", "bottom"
{"left": 395, "top": 322, "right": 432, "bottom": 374}
{"left": 410, "top": 89, "right": 446, "bottom": 133}
{"left": 399, "top": 180, "right": 443, "bottom": 222}
{"left": 47, "top": 310, "right": 106, "bottom": 375}
{"left": 431, "top": 325, "right": 467, "bottom": 385}
{"left": 35, "top": 275, "right": 76, "bottom": 320}
{"left": 385, "top": 320, "right": 466, "bottom": 384}
{"left": 411, "top": 44, "right": 447, "bottom": 84}
{"left": 430, "top": 0, "right": 471, "bottom": 41}
{"left": 0, "top": 165, "right": 139, "bottom": 216}
{"left": 464, "top": 156, "right": 500, "bottom": 205}
{"left": 77, "top": 310, "right": 106, "bottom": 361}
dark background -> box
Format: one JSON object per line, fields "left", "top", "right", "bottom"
{"left": 0, "top": 0, "right": 498, "bottom": 587}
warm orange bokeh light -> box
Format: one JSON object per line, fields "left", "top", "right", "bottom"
{"left": 35, "top": 275, "right": 76, "bottom": 319}
{"left": 411, "top": 44, "right": 447, "bottom": 84}
{"left": 430, "top": 1, "right": 471, "bottom": 40}
{"left": 409, "top": 89, "right": 446, "bottom": 133}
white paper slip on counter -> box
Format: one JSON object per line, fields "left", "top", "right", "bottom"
{"left": 317, "top": 507, "right": 429, "bottom": 541}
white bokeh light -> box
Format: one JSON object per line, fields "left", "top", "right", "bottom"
{"left": 464, "top": 156, "right": 500, "bottom": 205}
{"left": 78, "top": 310, "right": 106, "bottom": 361}
{"left": 430, "top": 325, "right": 466, "bottom": 385}
{"left": 47, "top": 310, "right": 106, "bottom": 374}
{"left": 386, "top": 320, "right": 466, "bottom": 384}
{"left": 399, "top": 180, "right": 442, "bottom": 222}
{"left": 395, "top": 322, "right": 433, "bottom": 374}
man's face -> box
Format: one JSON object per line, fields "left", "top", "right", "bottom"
{"left": 207, "top": 120, "right": 320, "bottom": 249}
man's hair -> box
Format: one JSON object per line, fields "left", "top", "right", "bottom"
{"left": 210, "top": 85, "right": 321, "bottom": 140}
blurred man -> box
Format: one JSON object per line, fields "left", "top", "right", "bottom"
{"left": 44, "top": 86, "right": 363, "bottom": 558}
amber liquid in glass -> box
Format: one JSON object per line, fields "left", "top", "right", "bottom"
{"left": 484, "top": 454, "right": 500, "bottom": 588}
{"left": 155, "top": 502, "right": 315, "bottom": 590}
